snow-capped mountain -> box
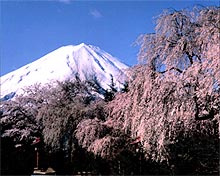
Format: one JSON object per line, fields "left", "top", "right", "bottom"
{"left": 0, "top": 43, "right": 129, "bottom": 100}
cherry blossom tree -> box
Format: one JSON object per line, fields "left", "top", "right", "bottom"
{"left": 75, "top": 6, "right": 219, "bottom": 174}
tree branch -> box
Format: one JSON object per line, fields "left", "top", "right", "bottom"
{"left": 186, "top": 51, "right": 193, "bottom": 65}
{"left": 195, "top": 108, "right": 215, "bottom": 120}
{"left": 159, "top": 67, "right": 183, "bottom": 74}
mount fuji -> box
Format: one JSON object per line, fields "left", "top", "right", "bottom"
{"left": 0, "top": 43, "right": 129, "bottom": 100}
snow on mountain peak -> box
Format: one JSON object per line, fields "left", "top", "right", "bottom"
{"left": 0, "top": 43, "right": 129, "bottom": 100}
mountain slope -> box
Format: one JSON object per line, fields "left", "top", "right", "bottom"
{"left": 0, "top": 43, "right": 129, "bottom": 100}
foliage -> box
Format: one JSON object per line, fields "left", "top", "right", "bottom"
{"left": 1, "top": 97, "right": 41, "bottom": 144}
{"left": 22, "top": 78, "right": 104, "bottom": 153}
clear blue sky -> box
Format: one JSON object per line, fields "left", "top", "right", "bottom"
{"left": 1, "top": 0, "right": 219, "bottom": 76}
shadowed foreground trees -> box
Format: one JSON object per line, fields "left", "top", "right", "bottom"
{"left": 0, "top": 77, "right": 108, "bottom": 174}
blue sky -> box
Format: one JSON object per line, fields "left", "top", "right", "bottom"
{"left": 1, "top": 0, "right": 219, "bottom": 76}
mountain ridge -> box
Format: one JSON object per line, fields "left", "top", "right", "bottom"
{"left": 0, "top": 43, "right": 129, "bottom": 100}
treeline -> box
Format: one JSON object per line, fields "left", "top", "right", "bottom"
{"left": 1, "top": 6, "right": 220, "bottom": 175}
